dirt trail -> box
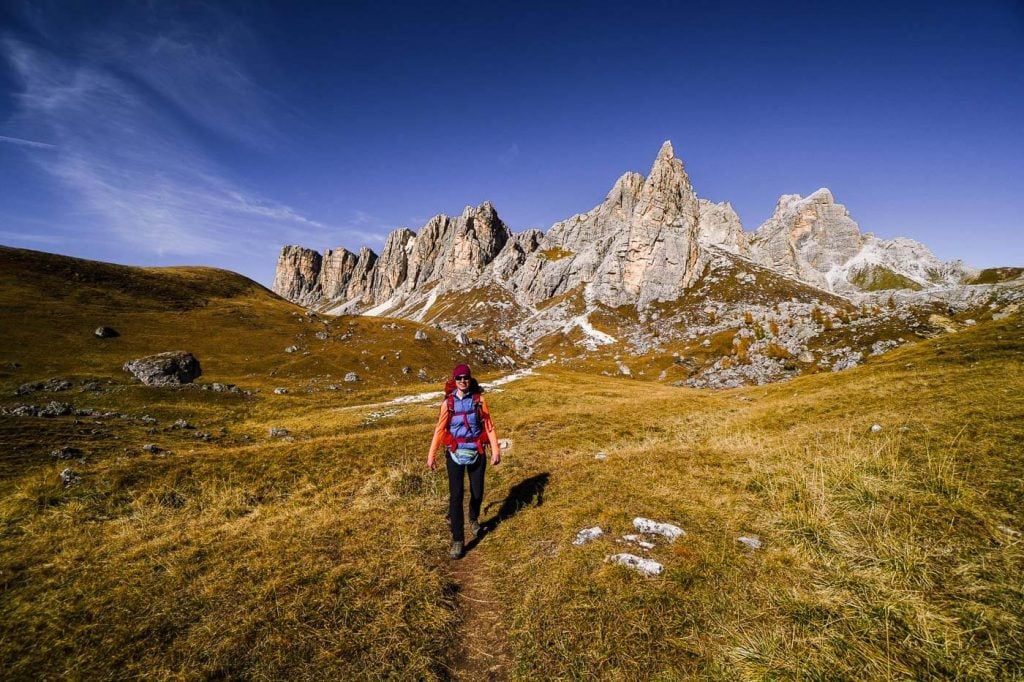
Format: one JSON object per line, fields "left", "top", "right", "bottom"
{"left": 447, "top": 530, "right": 512, "bottom": 680}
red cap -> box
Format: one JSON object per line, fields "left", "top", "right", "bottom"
{"left": 452, "top": 364, "right": 472, "bottom": 379}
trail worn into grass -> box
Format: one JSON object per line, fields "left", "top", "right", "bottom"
{"left": 447, "top": 532, "right": 512, "bottom": 680}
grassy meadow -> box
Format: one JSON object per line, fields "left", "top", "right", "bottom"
{"left": 1, "top": 246, "right": 1022, "bottom": 679}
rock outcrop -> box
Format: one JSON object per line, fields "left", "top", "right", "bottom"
{"left": 748, "top": 189, "right": 863, "bottom": 289}
{"left": 272, "top": 246, "right": 323, "bottom": 306}
{"left": 747, "top": 189, "right": 975, "bottom": 293}
{"left": 123, "top": 351, "right": 201, "bottom": 386}
{"left": 506, "top": 141, "right": 705, "bottom": 307}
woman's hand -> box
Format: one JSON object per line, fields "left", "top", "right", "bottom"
{"left": 426, "top": 453, "right": 436, "bottom": 471}
{"left": 491, "top": 450, "right": 501, "bottom": 466}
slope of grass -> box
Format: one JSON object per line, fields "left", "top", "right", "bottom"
{"left": 967, "top": 267, "right": 1024, "bottom": 285}
{"left": 850, "top": 264, "right": 924, "bottom": 291}
{"left": 1, "top": 245, "right": 1021, "bottom": 678}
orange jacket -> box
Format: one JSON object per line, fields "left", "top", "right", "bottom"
{"left": 429, "top": 393, "right": 500, "bottom": 458}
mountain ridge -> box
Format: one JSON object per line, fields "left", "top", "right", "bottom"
{"left": 275, "top": 141, "right": 975, "bottom": 313}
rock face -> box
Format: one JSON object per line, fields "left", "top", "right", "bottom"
{"left": 748, "top": 189, "right": 863, "bottom": 289}
{"left": 507, "top": 142, "right": 704, "bottom": 307}
{"left": 747, "top": 189, "right": 975, "bottom": 293}
{"left": 272, "top": 246, "right": 322, "bottom": 306}
{"left": 123, "top": 351, "right": 201, "bottom": 386}
{"left": 272, "top": 140, "right": 977, "bottom": 316}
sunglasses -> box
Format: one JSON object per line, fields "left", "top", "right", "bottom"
{"left": 454, "top": 375, "right": 471, "bottom": 381}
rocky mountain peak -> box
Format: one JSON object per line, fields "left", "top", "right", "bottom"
{"left": 274, "top": 140, "right": 981, "bottom": 330}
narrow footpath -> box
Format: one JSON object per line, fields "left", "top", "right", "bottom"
{"left": 446, "top": 528, "right": 512, "bottom": 680}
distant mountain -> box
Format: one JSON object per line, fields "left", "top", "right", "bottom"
{"left": 273, "top": 142, "right": 1023, "bottom": 387}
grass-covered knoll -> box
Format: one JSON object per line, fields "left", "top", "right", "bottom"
{"left": 1, "top": 246, "right": 1021, "bottom": 678}
{"left": 0, "top": 245, "right": 505, "bottom": 393}
{"left": 967, "top": 267, "right": 1024, "bottom": 285}
{"left": 850, "top": 263, "right": 924, "bottom": 291}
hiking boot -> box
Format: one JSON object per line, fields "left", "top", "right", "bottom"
{"left": 449, "top": 541, "right": 463, "bottom": 560}
{"left": 469, "top": 519, "right": 481, "bottom": 538}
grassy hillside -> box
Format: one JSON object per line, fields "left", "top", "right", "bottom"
{"left": 1, "top": 245, "right": 1021, "bottom": 679}
{"left": 0, "top": 245, "right": 511, "bottom": 394}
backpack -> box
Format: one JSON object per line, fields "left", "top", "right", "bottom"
{"left": 441, "top": 378, "right": 487, "bottom": 454}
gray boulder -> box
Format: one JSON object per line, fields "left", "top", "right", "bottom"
{"left": 94, "top": 326, "right": 119, "bottom": 338}
{"left": 123, "top": 352, "right": 201, "bottom": 386}
{"left": 59, "top": 469, "right": 81, "bottom": 487}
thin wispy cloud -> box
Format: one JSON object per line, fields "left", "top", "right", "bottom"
{"left": 0, "top": 134, "right": 56, "bottom": 149}
{"left": 0, "top": 7, "right": 328, "bottom": 264}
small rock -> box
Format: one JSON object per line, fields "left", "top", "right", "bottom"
{"left": 315, "top": 331, "right": 329, "bottom": 340}
{"left": 701, "top": 339, "right": 711, "bottom": 348}
{"left": 870, "top": 424, "right": 883, "bottom": 433}
{"left": 964, "top": 319, "right": 976, "bottom": 326}
{"left": 737, "top": 535, "right": 762, "bottom": 550}
{"left": 608, "top": 553, "right": 663, "bottom": 576}
{"left": 274, "top": 387, "right": 288, "bottom": 395}
{"left": 594, "top": 451, "right": 607, "bottom": 461}
{"left": 414, "top": 330, "right": 428, "bottom": 341}
{"left": 344, "top": 372, "right": 360, "bottom": 382}
{"left": 798, "top": 350, "right": 815, "bottom": 363}
{"left": 170, "top": 419, "right": 193, "bottom": 430}
{"left": 285, "top": 345, "right": 299, "bottom": 353}
{"left": 622, "top": 534, "right": 655, "bottom": 549}
{"left": 417, "top": 368, "right": 428, "bottom": 381}
{"left": 39, "top": 401, "right": 74, "bottom": 417}
{"left": 51, "top": 446, "right": 83, "bottom": 460}
{"left": 633, "top": 517, "right": 685, "bottom": 541}
{"left": 269, "top": 427, "right": 289, "bottom": 438}
{"left": 617, "top": 363, "right": 632, "bottom": 377}
{"left": 573, "top": 526, "right": 604, "bottom": 545}
{"left": 142, "top": 443, "right": 161, "bottom": 453}
{"left": 59, "top": 468, "right": 81, "bottom": 487}
{"left": 455, "top": 332, "right": 470, "bottom": 345}
{"left": 402, "top": 366, "right": 412, "bottom": 375}
{"left": 996, "top": 525, "right": 1021, "bottom": 537}
{"left": 94, "top": 326, "right": 119, "bottom": 338}
{"left": 498, "top": 438, "right": 512, "bottom": 452}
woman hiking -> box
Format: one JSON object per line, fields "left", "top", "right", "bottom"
{"left": 427, "top": 363, "right": 502, "bottom": 559}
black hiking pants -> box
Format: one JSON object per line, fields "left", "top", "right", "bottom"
{"left": 445, "top": 451, "right": 486, "bottom": 542}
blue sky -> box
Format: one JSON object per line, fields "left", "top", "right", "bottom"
{"left": 1, "top": 0, "right": 1022, "bottom": 287}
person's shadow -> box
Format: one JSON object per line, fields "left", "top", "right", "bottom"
{"left": 463, "top": 473, "right": 549, "bottom": 554}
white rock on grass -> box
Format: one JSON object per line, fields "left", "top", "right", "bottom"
{"left": 621, "top": 534, "right": 655, "bottom": 549}
{"left": 997, "top": 525, "right": 1021, "bottom": 538}
{"left": 634, "top": 517, "right": 685, "bottom": 541}
{"left": 498, "top": 438, "right": 512, "bottom": 451}
{"left": 594, "top": 451, "right": 607, "bottom": 461}
{"left": 609, "top": 553, "right": 664, "bottom": 576}
{"left": 870, "top": 423, "right": 883, "bottom": 433}
{"left": 737, "top": 535, "right": 762, "bottom": 550}
{"left": 573, "top": 526, "right": 604, "bottom": 545}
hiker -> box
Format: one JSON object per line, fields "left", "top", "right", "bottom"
{"left": 427, "top": 363, "right": 502, "bottom": 559}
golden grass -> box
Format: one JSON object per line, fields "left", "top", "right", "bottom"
{"left": 1, "top": 246, "right": 1022, "bottom": 679}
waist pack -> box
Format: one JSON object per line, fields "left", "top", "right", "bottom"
{"left": 450, "top": 448, "right": 479, "bottom": 465}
